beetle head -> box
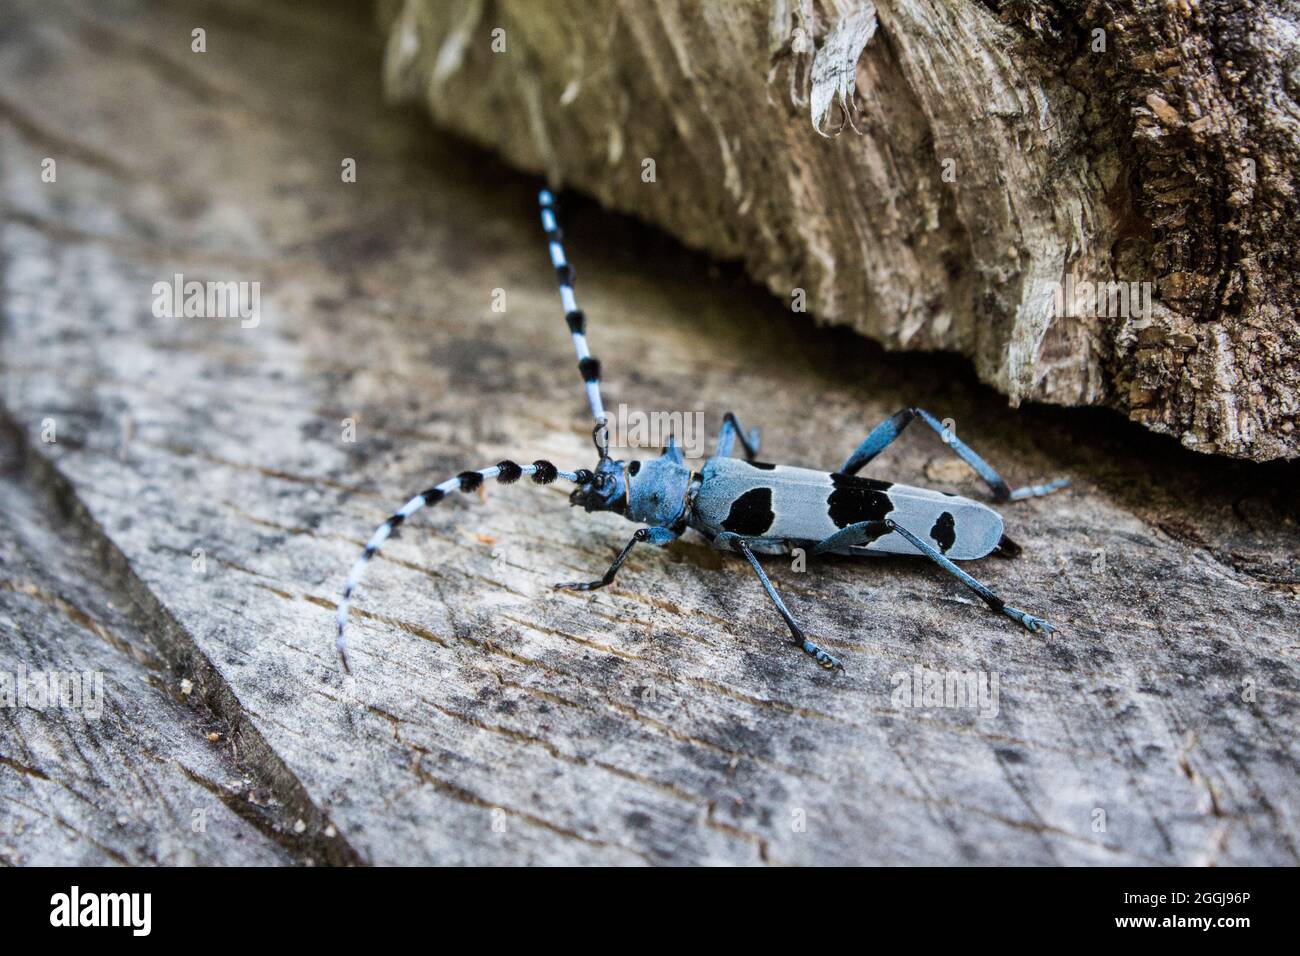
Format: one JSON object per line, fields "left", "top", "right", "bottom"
{"left": 568, "top": 423, "right": 625, "bottom": 513}
{"left": 567, "top": 428, "right": 692, "bottom": 526}
{"left": 569, "top": 454, "right": 627, "bottom": 513}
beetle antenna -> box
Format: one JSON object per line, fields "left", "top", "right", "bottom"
{"left": 539, "top": 190, "right": 608, "bottom": 430}
{"left": 335, "top": 458, "right": 590, "bottom": 673}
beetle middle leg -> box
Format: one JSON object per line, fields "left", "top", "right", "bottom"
{"left": 715, "top": 412, "right": 761, "bottom": 461}
{"left": 715, "top": 532, "right": 843, "bottom": 670}
{"left": 841, "top": 407, "right": 1069, "bottom": 502}
{"left": 555, "top": 526, "right": 677, "bottom": 591}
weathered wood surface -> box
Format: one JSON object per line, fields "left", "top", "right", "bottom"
{"left": 0, "top": 430, "right": 306, "bottom": 865}
{"left": 380, "top": 0, "right": 1300, "bottom": 463}
{"left": 1, "top": 0, "right": 1298, "bottom": 865}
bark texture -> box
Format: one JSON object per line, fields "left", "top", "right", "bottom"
{"left": 1, "top": 0, "right": 1297, "bottom": 865}
{"left": 378, "top": 0, "right": 1300, "bottom": 462}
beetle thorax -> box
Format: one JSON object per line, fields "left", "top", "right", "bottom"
{"left": 625, "top": 457, "right": 692, "bottom": 526}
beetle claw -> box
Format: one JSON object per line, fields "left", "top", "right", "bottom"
{"left": 801, "top": 639, "right": 844, "bottom": 671}
{"left": 555, "top": 580, "right": 602, "bottom": 591}
{"left": 1005, "top": 606, "right": 1054, "bottom": 635}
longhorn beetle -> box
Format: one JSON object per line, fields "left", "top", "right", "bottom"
{"left": 334, "top": 190, "right": 1070, "bottom": 672}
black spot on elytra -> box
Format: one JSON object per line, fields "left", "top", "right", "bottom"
{"left": 930, "top": 511, "right": 956, "bottom": 554}
{"left": 722, "top": 487, "right": 775, "bottom": 536}
{"left": 827, "top": 473, "right": 894, "bottom": 528}
{"left": 627, "top": 460, "right": 641, "bottom": 476}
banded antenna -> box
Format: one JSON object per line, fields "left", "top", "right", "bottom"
{"left": 539, "top": 191, "right": 608, "bottom": 444}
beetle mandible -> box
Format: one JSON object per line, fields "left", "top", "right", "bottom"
{"left": 334, "top": 191, "right": 1069, "bottom": 672}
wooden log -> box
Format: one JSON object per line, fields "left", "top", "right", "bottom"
{"left": 378, "top": 0, "right": 1300, "bottom": 462}
{"left": 0, "top": 0, "right": 1296, "bottom": 864}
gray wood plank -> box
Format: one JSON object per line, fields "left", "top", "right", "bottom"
{"left": 0, "top": 431, "right": 305, "bottom": 865}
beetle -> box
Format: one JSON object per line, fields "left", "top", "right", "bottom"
{"left": 334, "top": 190, "right": 1069, "bottom": 672}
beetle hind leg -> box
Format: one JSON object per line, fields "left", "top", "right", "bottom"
{"left": 841, "top": 407, "right": 1069, "bottom": 503}
{"left": 881, "top": 518, "right": 1056, "bottom": 635}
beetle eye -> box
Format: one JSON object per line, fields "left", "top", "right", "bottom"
{"left": 627, "top": 461, "right": 641, "bottom": 476}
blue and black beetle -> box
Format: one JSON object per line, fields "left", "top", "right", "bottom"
{"left": 335, "top": 191, "right": 1068, "bottom": 672}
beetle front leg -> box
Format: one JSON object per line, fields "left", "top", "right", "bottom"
{"left": 554, "top": 526, "right": 677, "bottom": 591}
{"left": 715, "top": 532, "right": 843, "bottom": 670}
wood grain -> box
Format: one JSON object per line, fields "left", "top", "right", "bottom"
{"left": 0, "top": 427, "right": 306, "bottom": 865}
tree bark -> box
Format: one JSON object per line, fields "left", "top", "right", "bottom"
{"left": 379, "top": 0, "right": 1300, "bottom": 462}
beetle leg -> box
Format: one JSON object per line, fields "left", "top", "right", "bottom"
{"left": 554, "top": 526, "right": 677, "bottom": 591}
{"left": 841, "top": 407, "right": 1069, "bottom": 503}
{"left": 883, "top": 518, "right": 1055, "bottom": 635}
{"left": 715, "top": 412, "right": 761, "bottom": 461}
{"left": 715, "top": 532, "right": 843, "bottom": 670}
{"left": 810, "top": 520, "right": 892, "bottom": 555}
